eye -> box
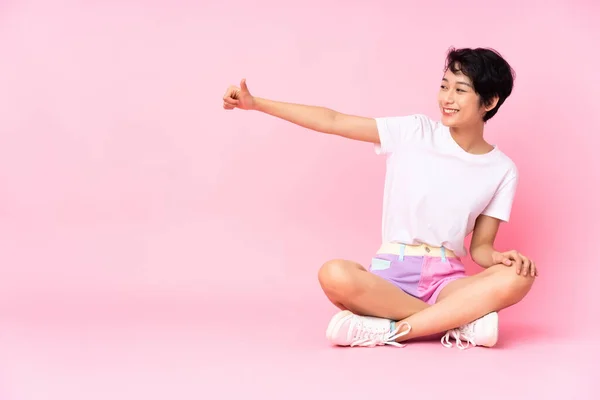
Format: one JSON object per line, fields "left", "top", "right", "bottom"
{"left": 440, "top": 85, "right": 447, "bottom": 90}
{"left": 456, "top": 89, "right": 466, "bottom": 93}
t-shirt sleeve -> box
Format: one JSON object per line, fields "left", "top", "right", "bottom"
{"left": 481, "top": 170, "right": 519, "bottom": 222}
{"left": 374, "top": 114, "right": 432, "bottom": 155}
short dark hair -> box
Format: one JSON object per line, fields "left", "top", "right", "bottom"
{"left": 445, "top": 47, "right": 516, "bottom": 122}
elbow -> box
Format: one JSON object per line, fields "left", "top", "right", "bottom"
{"left": 470, "top": 243, "right": 494, "bottom": 268}
{"left": 471, "top": 254, "right": 487, "bottom": 268}
{"left": 469, "top": 251, "right": 481, "bottom": 266}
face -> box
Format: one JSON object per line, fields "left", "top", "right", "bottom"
{"left": 438, "top": 69, "right": 489, "bottom": 128}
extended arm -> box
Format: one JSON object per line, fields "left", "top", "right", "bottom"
{"left": 223, "top": 79, "right": 379, "bottom": 143}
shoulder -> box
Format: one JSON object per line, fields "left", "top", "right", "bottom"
{"left": 411, "top": 114, "right": 439, "bottom": 131}
{"left": 376, "top": 113, "right": 437, "bottom": 128}
{"left": 374, "top": 114, "right": 440, "bottom": 154}
{"left": 375, "top": 113, "right": 440, "bottom": 137}
{"left": 492, "top": 149, "right": 519, "bottom": 184}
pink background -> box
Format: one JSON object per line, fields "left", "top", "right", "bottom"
{"left": 1, "top": 0, "right": 599, "bottom": 399}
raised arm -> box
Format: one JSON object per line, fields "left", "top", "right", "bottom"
{"left": 223, "top": 79, "right": 379, "bottom": 144}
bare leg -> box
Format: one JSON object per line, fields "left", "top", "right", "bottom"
{"left": 318, "top": 259, "right": 429, "bottom": 321}
{"left": 395, "top": 264, "right": 535, "bottom": 341}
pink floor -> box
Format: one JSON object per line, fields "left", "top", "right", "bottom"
{"left": 1, "top": 294, "right": 597, "bottom": 400}
{"left": 0, "top": 222, "right": 597, "bottom": 399}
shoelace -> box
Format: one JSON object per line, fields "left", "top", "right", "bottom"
{"left": 441, "top": 323, "right": 476, "bottom": 350}
{"left": 350, "top": 321, "right": 412, "bottom": 348}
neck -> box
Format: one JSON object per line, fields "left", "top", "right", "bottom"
{"left": 449, "top": 121, "right": 492, "bottom": 155}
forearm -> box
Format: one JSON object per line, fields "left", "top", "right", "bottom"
{"left": 470, "top": 243, "right": 497, "bottom": 268}
{"left": 254, "top": 97, "right": 337, "bottom": 134}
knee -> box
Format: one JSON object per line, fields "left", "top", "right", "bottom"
{"left": 318, "top": 259, "right": 360, "bottom": 298}
{"left": 489, "top": 264, "right": 535, "bottom": 303}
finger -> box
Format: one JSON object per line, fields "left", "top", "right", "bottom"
{"left": 523, "top": 257, "right": 531, "bottom": 276}
{"left": 240, "top": 78, "right": 249, "bottom": 92}
{"left": 513, "top": 252, "right": 523, "bottom": 274}
{"left": 525, "top": 258, "right": 533, "bottom": 277}
{"left": 520, "top": 255, "right": 528, "bottom": 276}
{"left": 224, "top": 86, "right": 240, "bottom": 99}
{"left": 493, "top": 252, "right": 511, "bottom": 266}
{"left": 223, "top": 89, "right": 238, "bottom": 100}
{"left": 497, "top": 257, "right": 512, "bottom": 266}
{"left": 223, "top": 97, "right": 239, "bottom": 106}
{"left": 223, "top": 103, "right": 235, "bottom": 110}
{"left": 521, "top": 256, "right": 530, "bottom": 276}
{"left": 223, "top": 86, "right": 235, "bottom": 97}
{"left": 517, "top": 259, "right": 526, "bottom": 276}
{"left": 530, "top": 261, "right": 537, "bottom": 277}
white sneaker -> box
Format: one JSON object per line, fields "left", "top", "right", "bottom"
{"left": 441, "top": 312, "right": 499, "bottom": 349}
{"left": 325, "top": 310, "right": 411, "bottom": 347}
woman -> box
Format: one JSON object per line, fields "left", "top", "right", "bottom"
{"left": 222, "top": 47, "right": 536, "bottom": 349}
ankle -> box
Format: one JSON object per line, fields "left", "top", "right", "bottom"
{"left": 392, "top": 321, "right": 412, "bottom": 342}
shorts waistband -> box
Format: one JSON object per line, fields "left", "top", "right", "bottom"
{"left": 377, "top": 242, "right": 457, "bottom": 258}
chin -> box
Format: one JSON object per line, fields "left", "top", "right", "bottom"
{"left": 440, "top": 114, "right": 458, "bottom": 127}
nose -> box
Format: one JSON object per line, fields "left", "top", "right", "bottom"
{"left": 442, "top": 90, "right": 455, "bottom": 105}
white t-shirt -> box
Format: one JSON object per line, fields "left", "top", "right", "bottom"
{"left": 374, "top": 114, "right": 518, "bottom": 257}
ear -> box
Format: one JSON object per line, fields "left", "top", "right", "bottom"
{"left": 484, "top": 95, "right": 499, "bottom": 112}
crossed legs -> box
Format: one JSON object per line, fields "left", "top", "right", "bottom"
{"left": 318, "top": 259, "right": 535, "bottom": 343}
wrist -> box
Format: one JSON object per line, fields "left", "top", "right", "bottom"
{"left": 252, "top": 97, "right": 265, "bottom": 112}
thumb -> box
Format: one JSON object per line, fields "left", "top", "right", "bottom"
{"left": 493, "top": 252, "right": 511, "bottom": 265}
{"left": 240, "top": 78, "right": 249, "bottom": 93}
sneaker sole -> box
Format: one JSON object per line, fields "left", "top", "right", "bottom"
{"left": 480, "top": 312, "right": 499, "bottom": 347}
{"left": 325, "top": 310, "right": 353, "bottom": 341}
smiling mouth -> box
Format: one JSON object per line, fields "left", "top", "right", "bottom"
{"left": 443, "top": 108, "right": 459, "bottom": 114}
